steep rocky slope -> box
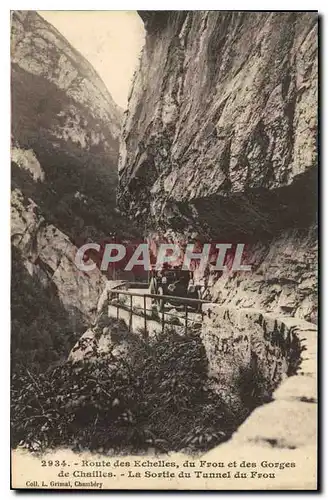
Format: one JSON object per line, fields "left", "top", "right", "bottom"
{"left": 119, "top": 11, "right": 318, "bottom": 322}
{"left": 11, "top": 189, "right": 106, "bottom": 327}
{"left": 11, "top": 10, "right": 126, "bottom": 245}
{"left": 11, "top": 11, "right": 125, "bottom": 363}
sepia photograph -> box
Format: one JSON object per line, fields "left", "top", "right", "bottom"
{"left": 10, "top": 9, "right": 318, "bottom": 490}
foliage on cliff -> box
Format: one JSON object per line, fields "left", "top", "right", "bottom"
{"left": 12, "top": 328, "right": 242, "bottom": 454}
{"left": 119, "top": 11, "right": 317, "bottom": 238}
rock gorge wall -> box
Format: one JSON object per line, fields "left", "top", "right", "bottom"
{"left": 118, "top": 11, "right": 318, "bottom": 323}
{"left": 11, "top": 11, "right": 124, "bottom": 361}
{"left": 11, "top": 11, "right": 125, "bottom": 245}
{"left": 11, "top": 189, "right": 106, "bottom": 328}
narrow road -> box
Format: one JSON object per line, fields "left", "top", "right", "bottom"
{"left": 121, "top": 286, "right": 202, "bottom": 331}
{"left": 108, "top": 282, "right": 204, "bottom": 338}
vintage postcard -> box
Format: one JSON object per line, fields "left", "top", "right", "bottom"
{"left": 11, "top": 10, "right": 318, "bottom": 491}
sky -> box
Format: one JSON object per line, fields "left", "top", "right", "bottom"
{"left": 38, "top": 11, "right": 145, "bottom": 109}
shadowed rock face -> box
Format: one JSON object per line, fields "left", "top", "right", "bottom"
{"left": 118, "top": 11, "right": 318, "bottom": 322}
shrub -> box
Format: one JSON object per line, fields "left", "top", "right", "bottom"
{"left": 11, "top": 328, "right": 241, "bottom": 454}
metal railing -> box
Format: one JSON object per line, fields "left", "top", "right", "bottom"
{"left": 126, "top": 281, "right": 149, "bottom": 289}
{"left": 110, "top": 289, "right": 210, "bottom": 336}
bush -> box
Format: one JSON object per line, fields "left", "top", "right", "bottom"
{"left": 11, "top": 329, "right": 241, "bottom": 454}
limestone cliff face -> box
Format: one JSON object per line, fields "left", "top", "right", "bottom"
{"left": 12, "top": 10, "right": 121, "bottom": 158}
{"left": 119, "top": 11, "right": 318, "bottom": 322}
{"left": 11, "top": 11, "right": 122, "bottom": 350}
{"left": 11, "top": 189, "right": 106, "bottom": 328}
{"left": 11, "top": 11, "right": 126, "bottom": 245}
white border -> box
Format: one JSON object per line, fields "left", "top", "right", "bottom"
{"left": 0, "top": 3, "right": 324, "bottom": 498}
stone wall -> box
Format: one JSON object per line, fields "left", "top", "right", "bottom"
{"left": 202, "top": 304, "right": 317, "bottom": 450}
